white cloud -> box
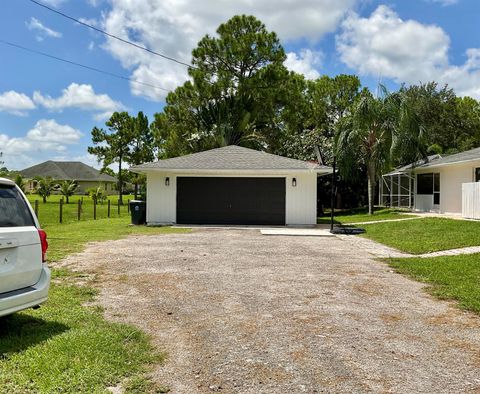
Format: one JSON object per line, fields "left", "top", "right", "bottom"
{"left": 0, "top": 120, "right": 83, "bottom": 169}
{"left": 88, "top": 0, "right": 103, "bottom": 7}
{"left": 0, "top": 91, "right": 36, "bottom": 116}
{"left": 284, "top": 49, "right": 322, "bottom": 79}
{"left": 336, "top": 5, "right": 480, "bottom": 99}
{"left": 427, "top": 0, "right": 459, "bottom": 6}
{"left": 33, "top": 83, "right": 125, "bottom": 119}
{"left": 26, "top": 17, "right": 62, "bottom": 41}
{"left": 99, "top": 0, "right": 357, "bottom": 100}
{"left": 39, "top": 0, "right": 68, "bottom": 6}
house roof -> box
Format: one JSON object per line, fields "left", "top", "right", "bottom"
{"left": 418, "top": 147, "right": 480, "bottom": 169}
{"left": 19, "top": 161, "right": 117, "bottom": 182}
{"left": 130, "top": 145, "right": 332, "bottom": 173}
{"left": 383, "top": 155, "right": 442, "bottom": 176}
{"left": 384, "top": 146, "right": 480, "bottom": 176}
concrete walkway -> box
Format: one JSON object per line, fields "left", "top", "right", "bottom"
{"left": 418, "top": 245, "right": 480, "bottom": 258}
{"left": 344, "top": 217, "right": 423, "bottom": 225}
{"left": 260, "top": 228, "right": 335, "bottom": 237}
{"left": 339, "top": 235, "right": 480, "bottom": 259}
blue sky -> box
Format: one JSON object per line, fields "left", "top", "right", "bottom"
{"left": 0, "top": 0, "right": 479, "bottom": 169}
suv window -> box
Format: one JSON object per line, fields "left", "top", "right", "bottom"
{"left": 0, "top": 184, "right": 35, "bottom": 227}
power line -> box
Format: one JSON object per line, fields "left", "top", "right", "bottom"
{"left": 0, "top": 39, "right": 171, "bottom": 92}
{"left": 28, "top": 0, "right": 197, "bottom": 70}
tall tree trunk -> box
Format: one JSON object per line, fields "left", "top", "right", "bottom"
{"left": 367, "top": 161, "right": 376, "bottom": 215}
{"left": 42, "top": 195, "right": 46, "bottom": 204}
{"left": 118, "top": 157, "right": 123, "bottom": 205}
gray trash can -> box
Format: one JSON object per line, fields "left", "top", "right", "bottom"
{"left": 129, "top": 200, "right": 146, "bottom": 225}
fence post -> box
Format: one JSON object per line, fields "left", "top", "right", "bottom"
{"left": 34, "top": 200, "right": 39, "bottom": 219}
{"left": 59, "top": 198, "right": 63, "bottom": 224}
{"left": 117, "top": 199, "right": 120, "bottom": 215}
{"left": 107, "top": 199, "right": 111, "bottom": 218}
{"left": 94, "top": 198, "right": 97, "bottom": 220}
{"left": 77, "top": 199, "right": 81, "bottom": 221}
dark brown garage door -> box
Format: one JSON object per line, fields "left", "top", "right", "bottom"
{"left": 176, "top": 177, "right": 286, "bottom": 225}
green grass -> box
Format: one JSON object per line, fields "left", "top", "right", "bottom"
{"left": 0, "top": 279, "right": 161, "bottom": 393}
{"left": 317, "top": 207, "right": 414, "bottom": 225}
{"left": 362, "top": 217, "right": 480, "bottom": 254}
{"left": 43, "top": 216, "right": 189, "bottom": 262}
{"left": 0, "top": 208, "right": 190, "bottom": 392}
{"left": 27, "top": 194, "right": 135, "bottom": 227}
{"left": 389, "top": 254, "right": 480, "bottom": 314}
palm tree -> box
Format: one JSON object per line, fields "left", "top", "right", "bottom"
{"left": 58, "top": 180, "right": 78, "bottom": 204}
{"left": 35, "top": 176, "right": 57, "bottom": 203}
{"left": 336, "top": 88, "right": 400, "bottom": 215}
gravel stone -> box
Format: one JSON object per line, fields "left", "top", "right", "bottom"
{"left": 59, "top": 229, "right": 480, "bottom": 393}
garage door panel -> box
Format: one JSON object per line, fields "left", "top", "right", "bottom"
{"left": 176, "top": 177, "right": 285, "bottom": 225}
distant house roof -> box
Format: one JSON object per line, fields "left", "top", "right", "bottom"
{"left": 383, "top": 155, "right": 442, "bottom": 176}
{"left": 384, "top": 147, "right": 480, "bottom": 176}
{"left": 130, "top": 145, "right": 332, "bottom": 173}
{"left": 19, "top": 161, "right": 116, "bottom": 182}
{"left": 418, "top": 147, "right": 480, "bottom": 169}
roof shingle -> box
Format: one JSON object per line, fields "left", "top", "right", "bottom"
{"left": 131, "top": 145, "right": 332, "bottom": 172}
{"left": 20, "top": 161, "right": 116, "bottom": 182}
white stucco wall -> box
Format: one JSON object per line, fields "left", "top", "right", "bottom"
{"left": 415, "top": 160, "right": 480, "bottom": 214}
{"left": 145, "top": 171, "right": 318, "bottom": 226}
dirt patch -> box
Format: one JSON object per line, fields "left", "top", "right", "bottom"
{"left": 59, "top": 229, "right": 480, "bottom": 393}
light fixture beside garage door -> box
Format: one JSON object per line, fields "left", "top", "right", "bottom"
{"left": 165, "top": 177, "right": 170, "bottom": 186}
{"left": 292, "top": 177, "right": 297, "bottom": 187}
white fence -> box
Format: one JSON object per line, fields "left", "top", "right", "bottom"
{"left": 462, "top": 182, "right": 480, "bottom": 219}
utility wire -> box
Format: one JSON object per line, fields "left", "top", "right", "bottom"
{"left": 0, "top": 39, "right": 171, "bottom": 92}
{"left": 28, "top": 0, "right": 197, "bottom": 70}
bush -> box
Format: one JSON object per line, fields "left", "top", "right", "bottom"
{"left": 87, "top": 186, "right": 107, "bottom": 204}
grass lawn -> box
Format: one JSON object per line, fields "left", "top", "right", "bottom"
{"left": 0, "top": 216, "right": 189, "bottom": 393}
{"left": 44, "top": 216, "right": 188, "bottom": 262}
{"left": 389, "top": 254, "right": 480, "bottom": 314}
{"left": 317, "top": 207, "right": 415, "bottom": 225}
{"left": 362, "top": 217, "right": 480, "bottom": 254}
{"left": 27, "top": 194, "right": 135, "bottom": 227}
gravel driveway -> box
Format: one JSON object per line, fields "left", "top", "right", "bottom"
{"left": 61, "top": 229, "right": 480, "bottom": 393}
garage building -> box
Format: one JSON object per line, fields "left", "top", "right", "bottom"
{"left": 131, "top": 145, "right": 332, "bottom": 226}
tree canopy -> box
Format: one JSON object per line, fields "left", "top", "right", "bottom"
{"left": 86, "top": 15, "right": 480, "bottom": 212}
{"left": 151, "top": 15, "right": 289, "bottom": 157}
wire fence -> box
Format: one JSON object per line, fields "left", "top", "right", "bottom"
{"left": 28, "top": 196, "right": 134, "bottom": 227}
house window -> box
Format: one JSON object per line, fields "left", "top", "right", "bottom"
{"left": 475, "top": 168, "right": 480, "bottom": 182}
{"left": 433, "top": 173, "right": 440, "bottom": 205}
{"left": 417, "top": 173, "right": 433, "bottom": 194}
{"left": 417, "top": 173, "right": 440, "bottom": 205}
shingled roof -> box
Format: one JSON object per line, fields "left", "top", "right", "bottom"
{"left": 131, "top": 145, "right": 332, "bottom": 173}
{"left": 416, "top": 147, "right": 480, "bottom": 169}
{"left": 20, "top": 161, "right": 116, "bottom": 182}
{"left": 386, "top": 146, "right": 480, "bottom": 175}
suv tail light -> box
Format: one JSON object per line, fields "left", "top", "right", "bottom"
{"left": 38, "top": 229, "right": 48, "bottom": 262}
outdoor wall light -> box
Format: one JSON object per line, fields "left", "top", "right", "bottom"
{"left": 165, "top": 177, "right": 170, "bottom": 186}
{"left": 292, "top": 177, "right": 297, "bottom": 187}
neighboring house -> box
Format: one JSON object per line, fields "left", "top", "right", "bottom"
{"left": 20, "top": 161, "right": 117, "bottom": 195}
{"left": 131, "top": 145, "right": 332, "bottom": 226}
{"left": 380, "top": 147, "right": 480, "bottom": 217}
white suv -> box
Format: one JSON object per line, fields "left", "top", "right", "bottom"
{"left": 0, "top": 177, "right": 50, "bottom": 317}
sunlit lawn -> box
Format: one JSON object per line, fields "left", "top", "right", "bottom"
{"left": 317, "top": 207, "right": 415, "bottom": 225}
{"left": 26, "top": 194, "right": 135, "bottom": 227}
{"left": 0, "top": 199, "right": 190, "bottom": 393}
{"left": 362, "top": 217, "right": 480, "bottom": 254}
